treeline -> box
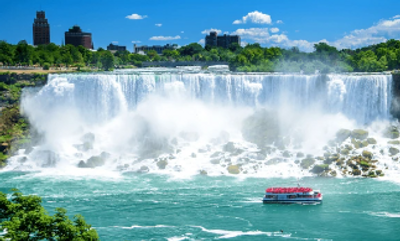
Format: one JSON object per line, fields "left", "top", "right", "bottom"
{"left": 2, "top": 39, "right": 400, "bottom": 73}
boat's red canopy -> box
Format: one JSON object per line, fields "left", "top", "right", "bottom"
{"left": 265, "top": 187, "right": 313, "bottom": 193}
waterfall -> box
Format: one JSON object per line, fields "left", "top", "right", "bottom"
{"left": 10, "top": 70, "right": 399, "bottom": 179}
{"left": 27, "top": 72, "right": 393, "bottom": 124}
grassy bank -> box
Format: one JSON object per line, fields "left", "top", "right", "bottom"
{"left": 0, "top": 73, "right": 47, "bottom": 167}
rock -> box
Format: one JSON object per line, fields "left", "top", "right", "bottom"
{"left": 137, "top": 165, "right": 149, "bottom": 173}
{"left": 179, "top": 131, "right": 199, "bottom": 142}
{"left": 352, "top": 169, "right": 362, "bottom": 176}
{"left": 336, "top": 129, "right": 351, "bottom": 142}
{"left": 362, "top": 150, "right": 373, "bottom": 159}
{"left": 389, "top": 147, "right": 400, "bottom": 155}
{"left": 210, "top": 151, "right": 222, "bottom": 158}
{"left": 345, "top": 144, "right": 353, "bottom": 150}
{"left": 227, "top": 165, "right": 240, "bottom": 174}
{"left": 351, "top": 138, "right": 362, "bottom": 149}
{"left": 325, "top": 154, "right": 340, "bottom": 164}
{"left": 341, "top": 149, "right": 350, "bottom": 155}
{"left": 223, "top": 142, "right": 237, "bottom": 153}
{"left": 296, "top": 152, "right": 304, "bottom": 158}
{"left": 282, "top": 150, "right": 290, "bottom": 158}
{"left": 294, "top": 160, "right": 300, "bottom": 164}
{"left": 300, "top": 158, "right": 315, "bottom": 169}
{"left": 169, "top": 154, "right": 176, "bottom": 159}
{"left": 330, "top": 170, "right": 337, "bottom": 176}
{"left": 81, "top": 132, "right": 95, "bottom": 143}
{"left": 376, "top": 170, "right": 383, "bottom": 175}
{"left": 191, "top": 153, "right": 197, "bottom": 158}
{"left": 388, "top": 140, "right": 400, "bottom": 145}
{"left": 77, "top": 160, "right": 88, "bottom": 168}
{"left": 383, "top": 126, "right": 400, "bottom": 139}
{"left": 100, "top": 152, "right": 111, "bottom": 160}
{"left": 367, "top": 138, "right": 377, "bottom": 144}
{"left": 359, "top": 160, "right": 371, "bottom": 168}
{"left": 0, "top": 143, "right": 8, "bottom": 152}
{"left": 351, "top": 129, "right": 369, "bottom": 140}
{"left": 310, "top": 164, "right": 330, "bottom": 174}
{"left": 86, "top": 155, "right": 105, "bottom": 168}
{"left": 157, "top": 160, "right": 168, "bottom": 169}
{"left": 210, "top": 158, "right": 220, "bottom": 164}
{"left": 199, "top": 170, "right": 208, "bottom": 175}
{"left": 17, "top": 156, "right": 28, "bottom": 163}
{"left": 361, "top": 140, "right": 369, "bottom": 147}
{"left": 170, "top": 138, "right": 178, "bottom": 145}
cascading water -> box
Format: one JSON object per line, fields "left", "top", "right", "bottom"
{"left": 6, "top": 69, "right": 400, "bottom": 180}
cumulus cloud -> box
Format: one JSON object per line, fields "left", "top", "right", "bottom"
{"left": 392, "top": 15, "right": 400, "bottom": 19}
{"left": 232, "top": 17, "right": 400, "bottom": 52}
{"left": 233, "top": 11, "right": 272, "bottom": 25}
{"left": 270, "top": 28, "right": 279, "bottom": 33}
{"left": 149, "top": 35, "right": 181, "bottom": 41}
{"left": 198, "top": 39, "right": 205, "bottom": 45}
{"left": 126, "top": 13, "right": 147, "bottom": 20}
{"left": 276, "top": 20, "right": 284, "bottom": 24}
{"left": 155, "top": 23, "right": 162, "bottom": 27}
{"left": 132, "top": 40, "right": 141, "bottom": 44}
{"left": 201, "top": 28, "right": 222, "bottom": 34}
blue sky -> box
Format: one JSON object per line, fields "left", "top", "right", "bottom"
{"left": 1, "top": 0, "right": 400, "bottom": 52}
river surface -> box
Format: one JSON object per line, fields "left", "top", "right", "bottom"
{"left": 1, "top": 172, "right": 399, "bottom": 241}
{"left": 2, "top": 70, "right": 400, "bottom": 240}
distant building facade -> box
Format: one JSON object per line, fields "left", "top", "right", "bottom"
{"left": 107, "top": 43, "right": 126, "bottom": 52}
{"left": 134, "top": 44, "right": 176, "bottom": 55}
{"left": 205, "top": 31, "right": 241, "bottom": 48}
{"left": 65, "top": 25, "right": 92, "bottom": 49}
{"left": 33, "top": 11, "right": 50, "bottom": 46}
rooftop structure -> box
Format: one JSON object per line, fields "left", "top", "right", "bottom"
{"left": 65, "top": 25, "right": 92, "bottom": 49}
{"left": 205, "top": 31, "right": 241, "bottom": 49}
{"left": 134, "top": 44, "right": 176, "bottom": 55}
{"left": 33, "top": 11, "right": 50, "bottom": 46}
{"left": 107, "top": 43, "right": 126, "bottom": 52}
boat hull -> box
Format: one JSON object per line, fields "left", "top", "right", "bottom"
{"left": 263, "top": 200, "right": 322, "bottom": 205}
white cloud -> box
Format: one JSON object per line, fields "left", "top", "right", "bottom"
{"left": 155, "top": 23, "right": 162, "bottom": 27}
{"left": 131, "top": 40, "right": 141, "bottom": 44}
{"left": 112, "top": 41, "right": 118, "bottom": 44}
{"left": 198, "top": 39, "right": 205, "bottom": 45}
{"left": 392, "top": 15, "right": 400, "bottom": 19}
{"left": 201, "top": 28, "right": 222, "bottom": 34}
{"left": 149, "top": 35, "right": 181, "bottom": 41}
{"left": 276, "top": 20, "right": 284, "bottom": 24}
{"left": 270, "top": 28, "right": 279, "bottom": 33}
{"left": 241, "top": 41, "right": 248, "bottom": 47}
{"left": 233, "top": 11, "right": 272, "bottom": 25}
{"left": 126, "top": 14, "right": 147, "bottom": 20}
{"left": 231, "top": 28, "right": 270, "bottom": 38}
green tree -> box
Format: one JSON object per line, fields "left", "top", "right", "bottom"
{"left": 0, "top": 190, "right": 99, "bottom": 241}
{"left": 101, "top": 51, "right": 114, "bottom": 71}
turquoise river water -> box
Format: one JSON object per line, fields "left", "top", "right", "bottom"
{"left": 1, "top": 172, "right": 399, "bottom": 241}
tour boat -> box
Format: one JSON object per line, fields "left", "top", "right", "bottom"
{"left": 263, "top": 187, "right": 323, "bottom": 204}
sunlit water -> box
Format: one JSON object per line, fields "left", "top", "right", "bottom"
{"left": 1, "top": 172, "right": 399, "bottom": 240}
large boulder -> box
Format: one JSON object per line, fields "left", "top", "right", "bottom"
{"left": 86, "top": 155, "right": 105, "bottom": 168}
{"left": 388, "top": 140, "right": 400, "bottom": 145}
{"left": 227, "top": 165, "right": 240, "bottom": 174}
{"left": 351, "top": 129, "right": 369, "bottom": 140}
{"left": 367, "top": 138, "right": 377, "bottom": 144}
{"left": 300, "top": 158, "right": 315, "bottom": 169}
{"left": 310, "top": 164, "right": 330, "bottom": 174}
{"left": 362, "top": 150, "right": 373, "bottom": 159}
{"left": 352, "top": 169, "right": 361, "bottom": 176}
{"left": 241, "top": 109, "right": 280, "bottom": 147}
{"left": 389, "top": 147, "right": 400, "bottom": 155}
{"left": 324, "top": 154, "right": 340, "bottom": 164}
{"left": 383, "top": 126, "right": 400, "bottom": 139}
{"left": 336, "top": 129, "right": 351, "bottom": 142}
{"left": 157, "top": 160, "right": 168, "bottom": 169}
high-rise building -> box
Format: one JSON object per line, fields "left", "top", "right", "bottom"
{"left": 65, "top": 25, "right": 92, "bottom": 49}
{"left": 205, "top": 31, "right": 241, "bottom": 49}
{"left": 33, "top": 11, "right": 50, "bottom": 46}
{"left": 107, "top": 43, "right": 126, "bottom": 52}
